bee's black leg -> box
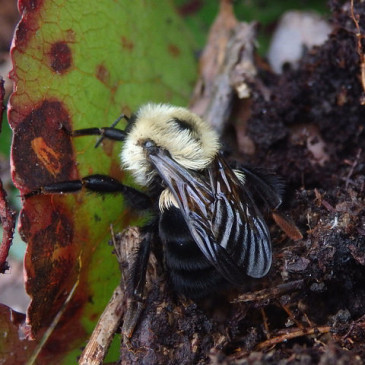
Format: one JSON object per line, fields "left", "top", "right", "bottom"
{"left": 94, "top": 114, "right": 130, "bottom": 148}
{"left": 63, "top": 126, "right": 127, "bottom": 143}
{"left": 128, "top": 232, "right": 152, "bottom": 301}
{"left": 61, "top": 114, "right": 129, "bottom": 147}
{"left": 25, "top": 174, "right": 151, "bottom": 211}
{"left": 122, "top": 232, "right": 152, "bottom": 340}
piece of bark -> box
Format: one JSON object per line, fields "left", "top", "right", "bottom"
{"left": 189, "top": 0, "right": 257, "bottom": 135}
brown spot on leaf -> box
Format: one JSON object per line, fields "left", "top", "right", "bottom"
{"left": 177, "top": 0, "right": 203, "bottom": 16}
{"left": 31, "top": 137, "right": 62, "bottom": 177}
{"left": 167, "top": 44, "right": 181, "bottom": 58}
{"left": 96, "top": 64, "right": 110, "bottom": 85}
{"left": 21, "top": 196, "right": 80, "bottom": 335}
{"left": 65, "top": 29, "right": 76, "bottom": 43}
{"left": 49, "top": 41, "right": 72, "bottom": 74}
{"left": 19, "top": 0, "right": 43, "bottom": 12}
{"left": 101, "top": 138, "right": 115, "bottom": 157}
{"left": 121, "top": 36, "right": 134, "bottom": 52}
{"left": 12, "top": 100, "right": 78, "bottom": 191}
{"left": 109, "top": 155, "right": 124, "bottom": 180}
{"left": 13, "top": 0, "right": 44, "bottom": 51}
{"left": 13, "top": 17, "right": 36, "bottom": 50}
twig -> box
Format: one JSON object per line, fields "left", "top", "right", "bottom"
{"left": 343, "top": 148, "right": 362, "bottom": 188}
{"left": 231, "top": 280, "right": 304, "bottom": 304}
{"left": 256, "top": 325, "right": 331, "bottom": 350}
{"left": 78, "top": 226, "right": 141, "bottom": 364}
{"left": 260, "top": 308, "right": 271, "bottom": 339}
{"left": 279, "top": 303, "right": 304, "bottom": 329}
{"left": 78, "top": 285, "right": 125, "bottom": 365}
{"left": 189, "top": 0, "right": 258, "bottom": 135}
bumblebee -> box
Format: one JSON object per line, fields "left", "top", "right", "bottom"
{"left": 26, "top": 103, "right": 284, "bottom": 300}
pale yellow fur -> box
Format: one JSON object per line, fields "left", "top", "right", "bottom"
{"left": 121, "top": 103, "right": 220, "bottom": 186}
{"left": 159, "top": 188, "right": 179, "bottom": 211}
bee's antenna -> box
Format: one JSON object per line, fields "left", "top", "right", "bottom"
{"left": 95, "top": 113, "right": 130, "bottom": 148}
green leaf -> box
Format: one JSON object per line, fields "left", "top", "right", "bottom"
{"left": 7, "top": 0, "right": 196, "bottom": 362}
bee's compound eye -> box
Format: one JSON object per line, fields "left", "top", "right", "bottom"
{"left": 142, "top": 139, "right": 159, "bottom": 155}
{"left": 143, "top": 139, "right": 156, "bottom": 149}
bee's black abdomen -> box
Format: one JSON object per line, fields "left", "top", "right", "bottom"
{"left": 169, "top": 266, "right": 228, "bottom": 299}
{"left": 159, "top": 206, "right": 229, "bottom": 298}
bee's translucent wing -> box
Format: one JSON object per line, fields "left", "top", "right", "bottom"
{"left": 148, "top": 150, "right": 272, "bottom": 284}
{"left": 208, "top": 155, "right": 272, "bottom": 279}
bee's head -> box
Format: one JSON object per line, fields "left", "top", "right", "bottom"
{"left": 121, "top": 103, "right": 220, "bottom": 186}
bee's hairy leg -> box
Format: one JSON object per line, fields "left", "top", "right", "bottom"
{"left": 60, "top": 114, "right": 129, "bottom": 147}
{"left": 24, "top": 174, "right": 152, "bottom": 210}
{"left": 122, "top": 233, "right": 152, "bottom": 342}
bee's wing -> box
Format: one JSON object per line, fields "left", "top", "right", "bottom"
{"left": 148, "top": 150, "right": 271, "bottom": 284}
{"left": 208, "top": 154, "right": 272, "bottom": 280}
